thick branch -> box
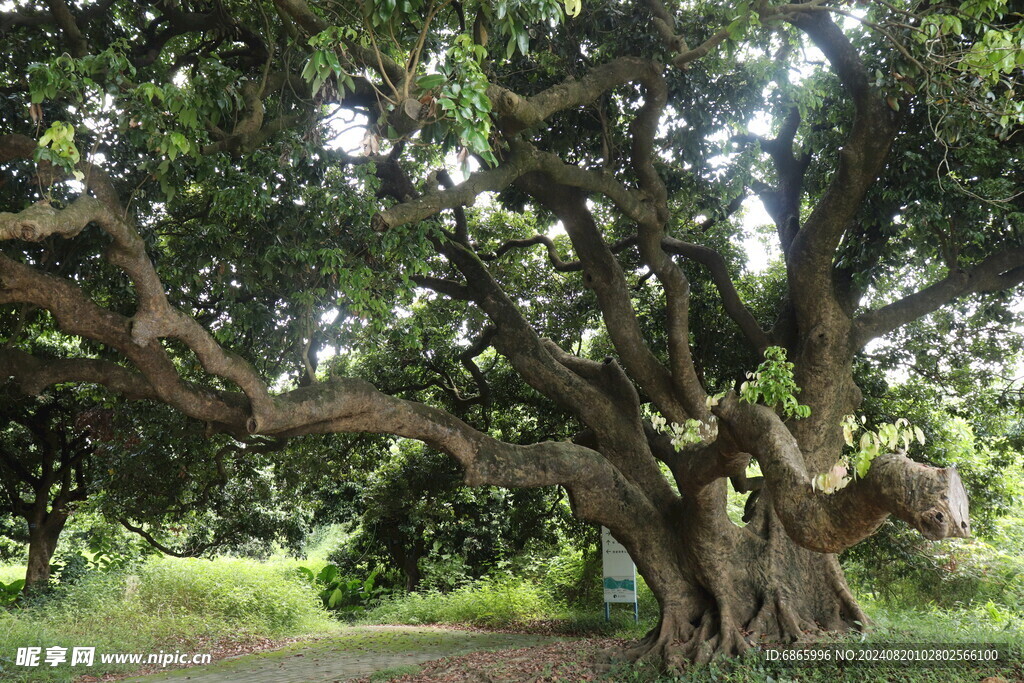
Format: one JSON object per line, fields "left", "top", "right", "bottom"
{"left": 411, "top": 275, "right": 472, "bottom": 300}
{"left": 373, "top": 143, "right": 542, "bottom": 231}
{"left": 0, "top": 134, "right": 37, "bottom": 164}
{"left": 0, "top": 195, "right": 275, "bottom": 422}
{"left": 643, "top": 0, "right": 733, "bottom": 70}
{"left": 780, "top": 11, "right": 899, "bottom": 320}
{"left": 853, "top": 248, "right": 1024, "bottom": 346}
{"left": 736, "top": 108, "right": 810, "bottom": 252}
{"left": 375, "top": 141, "right": 649, "bottom": 234}
{"left": 720, "top": 396, "right": 971, "bottom": 553}
{"left": 522, "top": 181, "right": 692, "bottom": 422}
{"left": 662, "top": 237, "right": 770, "bottom": 352}
{"left": 489, "top": 57, "right": 662, "bottom": 135}
{"left": 436, "top": 240, "right": 619, "bottom": 426}
{"left": 374, "top": 149, "right": 622, "bottom": 432}
{"left": 237, "top": 373, "right": 654, "bottom": 526}
{"left": 46, "top": 0, "right": 88, "bottom": 56}
{"left": 644, "top": 425, "right": 750, "bottom": 496}
{"left": 0, "top": 349, "right": 157, "bottom": 400}
{"left": 0, "top": 255, "right": 250, "bottom": 431}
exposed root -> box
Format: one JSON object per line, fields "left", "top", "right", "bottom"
{"left": 827, "top": 555, "right": 870, "bottom": 629}
{"left": 674, "top": 610, "right": 750, "bottom": 665}
{"left": 746, "top": 592, "right": 816, "bottom": 643}
{"left": 621, "top": 606, "right": 755, "bottom": 671}
{"left": 621, "top": 609, "right": 694, "bottom": 665}
{"left": 775, "top": 596, "right": 808, "bottom": 641}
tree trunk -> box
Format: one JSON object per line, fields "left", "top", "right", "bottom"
{"left": 24, "top": 512, "right": 68, "bottom": 592}
{"left": 384, "top": 535, "right": 424, "bottom": 592}
{"left": 616, "top": 485, "right": 866, "bottom": 667}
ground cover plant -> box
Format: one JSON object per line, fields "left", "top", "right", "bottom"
{"left": 1, "top": 0, "right": 1023, "bottom": 672}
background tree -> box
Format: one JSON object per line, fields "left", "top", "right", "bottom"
{"left": 322, "top": 439, "right": 572, "bottom": 592}
{"left": 1, "top": 0, "right": 1022, "bottom": 666}
{"left": 90, "top": 400, "right": 312, "bottom": 560}
{"left": 0, "top": 384, "right": 312, "bottom": 590}
{"left": 0, "top": 384, "right": 94, "bottom": 590}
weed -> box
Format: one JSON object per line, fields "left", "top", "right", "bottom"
{"left": 368, "top": 664, "right": 422, "bottom": 680}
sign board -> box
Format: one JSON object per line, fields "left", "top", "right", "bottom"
{"left": 601, "top": 526, "right": 636, "bottom": 603}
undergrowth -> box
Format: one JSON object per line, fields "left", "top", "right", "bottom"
{"left": 0, "top": 557, "right": 336, "bottom": 682}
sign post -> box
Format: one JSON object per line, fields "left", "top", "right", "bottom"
{"left": 601, "top": 526, "right": 638, "bottom": 622}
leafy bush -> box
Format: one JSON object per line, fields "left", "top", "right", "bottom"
{"left": 0, "top": 577, "right": 24, "bottom": 606}
{"left": 296, "top": 564, "right": 394, "bottom": 615}
{"left": 534, "top": 546, "right": 601, "bottom": 608}
{"left": 845, "top": 525, "right": 1024, "bottom": 612}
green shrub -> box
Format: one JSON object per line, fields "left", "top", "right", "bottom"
{"left": 846, "top": 534, "right": 1024, "bottom": 612}
{"left": 295, "top": 563, "right": 395, "bottom": 616}
{"left": 535, "top": 547, "right": 601, "bottom": 608}
{"left": 367, "top": 575, "right": 552, "bottom": 627}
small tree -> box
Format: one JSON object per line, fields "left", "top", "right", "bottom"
{"left": 0, "top": 385, "right": 92, "bottom": 589}
{"left": 0, "top": 384, "right": 310, "bottom": 590}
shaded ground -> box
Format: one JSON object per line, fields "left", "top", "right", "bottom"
{"left": 115, "top": 626, "right": 574, "bottom": 683}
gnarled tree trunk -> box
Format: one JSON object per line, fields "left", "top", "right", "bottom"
{"left": 563, "top": 384, "right": 968, "bottom": 666}
{"left": 620, "top": 504, "right": 865, "bottom": 666}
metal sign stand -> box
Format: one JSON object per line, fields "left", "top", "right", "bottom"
{"left": 603, "top": 601, "right": 639, "bottom": 623}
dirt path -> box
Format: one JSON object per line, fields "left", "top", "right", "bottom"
{"left": 120, "top": 626, "right": 572, "bottom": 683}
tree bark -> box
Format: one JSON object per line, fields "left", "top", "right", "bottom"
{"left": 24, "top": 510, "right": 68, "bottom": 592}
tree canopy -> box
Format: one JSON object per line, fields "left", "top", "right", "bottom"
{"left": 1, "top": 0, "right": 1023, "bottom": 665}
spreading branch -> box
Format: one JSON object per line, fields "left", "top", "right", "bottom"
{"left": 853, "top": 248, "right": 1024, "bottom": 346}
{"left": 779, "top": 10, "right": 900, "bottom": 319}
{"left": 662, "top": 237, "right": 770, "bottom": 352}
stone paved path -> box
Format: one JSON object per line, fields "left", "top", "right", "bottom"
{"left": 123, "top": 626, "right": 568, "bottom": 683}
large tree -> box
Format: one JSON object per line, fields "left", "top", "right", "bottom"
{"left": 1, "top": 0, "right": 1022, "bottom": 665}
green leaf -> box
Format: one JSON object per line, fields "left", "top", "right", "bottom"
{"left": 517, "top": 30, "right": 530, "bottom": 55}
{"left": 855, "top": 455, "right": 871, "bottom": 479}
{"left": 317, "top": 564, "right": 338, "bottom": 584}
{"left": 416, "top": 73, "right": 446, "bottom": 90}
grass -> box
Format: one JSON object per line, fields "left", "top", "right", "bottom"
{"left": 363, "top": 562, "right": 660, "bottom": 638}
{"left": 365, "top": 575, "right": 554, "bottom": 628}
{"left": 368, "top": 664, "right": 422, "bottom": 680}
{"left": 1, "top": 544, "right": 1021, "bottom": 682}
{"left": 0, "top": 557, "right": 338, "bottom": 683}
